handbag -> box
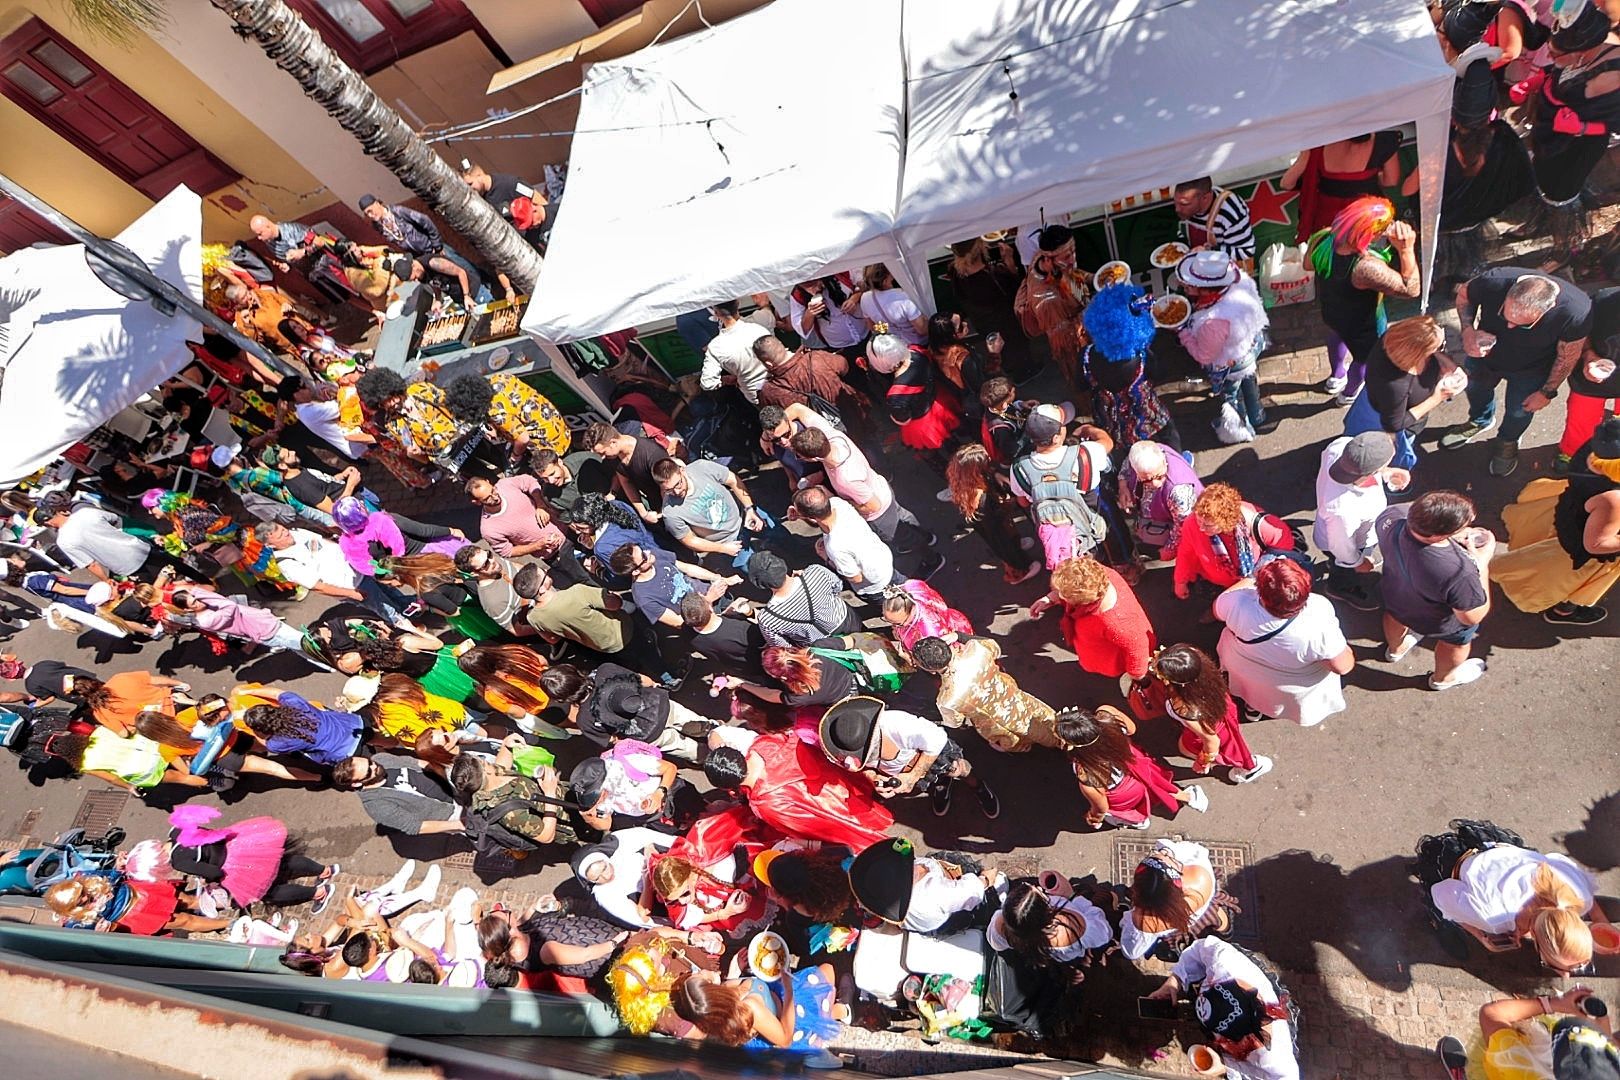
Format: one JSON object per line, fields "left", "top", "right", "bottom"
{"left": 801, "top": 351, "right": 848, "bottom": 432}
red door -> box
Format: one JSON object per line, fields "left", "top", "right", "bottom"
{"left": 0, "top": 193, "right": 71, "bottom": 255}
{"left": 0, "top": 18, "right": 240, "bottom": 200}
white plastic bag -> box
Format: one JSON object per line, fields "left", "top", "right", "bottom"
{"left": 1213, "top": 401, "right": 1255, "bottom": 445}
{"left": 1258, "top": 242, "right": 1315, "bottom": 308}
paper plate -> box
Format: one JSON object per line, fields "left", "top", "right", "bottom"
{"left": 747, "top": 930, "right": 788, "bottom": 982}
{"left": 1092, "top": 260, "right": 1132, "bottom": 290}
{"left": 1151, "top": 294, "right": 1192, "bottom": 329}
{"left": 1151, "top": 242, "right": 1191, "bottom": 269}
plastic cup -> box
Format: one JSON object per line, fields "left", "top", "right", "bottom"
{"left": 1188, "top": 1044, "right": 1226, "bottom": 1076}
{"left": 1473, "top": 331, "right": 1497, "bottom": 357}
{"left": 1586, "top": 357, "right": 1616, "bottom": 383}
{"left": 1591, "top": 922, "right": 1620, "bottom": 954}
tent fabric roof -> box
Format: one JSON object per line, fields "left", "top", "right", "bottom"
{"left": 895, "top": 0, "right": 1453, "bottom": 254}
{"left": 0, "top": 186, "right": 203, "bottom": 485}
{"left": 523, "top": 0, "right": 1453, "bottom": 344}
{"left": 522, "top": 0, "right": 907, "bottom": 343}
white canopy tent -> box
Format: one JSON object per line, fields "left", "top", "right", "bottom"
{"left": 0, "top": 186, "right": 203, "bottom": 484}
{"left": 523, "top": 0, "right": 1453, "bottom": 344}
{"left": 521, "top": 0, "right": 923, "bottom": 343}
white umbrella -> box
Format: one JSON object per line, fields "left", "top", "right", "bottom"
{"left": 0, "top": 186, "right": 204, "bottom": 485}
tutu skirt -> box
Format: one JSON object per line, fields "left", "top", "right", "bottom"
{"left": 746, "top": 967, "right": 841, "bottom": 1050}
{"left": 897, "top": 395, "right": 962, "bottom": 451}
{"left": 120, "top": 879, "right": 181, "bottom": 935}
{"left": 217, "top": 817, "right": 290, "bottom": 905}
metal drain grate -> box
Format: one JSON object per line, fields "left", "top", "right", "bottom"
{"left": 1113, "top": 837, "right": 1260, "bottom": 941}
{"left": 70, "top": 790, "right": 130, "bottom": 838}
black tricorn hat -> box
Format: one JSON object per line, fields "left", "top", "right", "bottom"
{"left": 818, "top": 695, "right": 886, "bottom": 771}
{"left": 847, "top": 836, "right": 915, "bottom": 924}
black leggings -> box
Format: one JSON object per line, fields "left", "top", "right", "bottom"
{"left": 262, "top": 854, "right": 328, "bottom": 907}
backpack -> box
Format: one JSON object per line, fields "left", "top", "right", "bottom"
{"left": 1012, "top": 444, "right": 1106, "bottom": 549}
{"left": 464, "top": 793, "right": 571, "bottom": 856}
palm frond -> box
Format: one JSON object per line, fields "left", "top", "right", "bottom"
{"left": 64, "top": 0, "right": 169, "bottom": 43}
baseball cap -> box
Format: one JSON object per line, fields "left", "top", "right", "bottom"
{"left": 1328, "top": 432, "right": 1395, "bottom": 484}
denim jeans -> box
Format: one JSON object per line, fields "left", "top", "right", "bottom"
{"left": 1463, "top": 357, "right": 1548, "bottom": 444}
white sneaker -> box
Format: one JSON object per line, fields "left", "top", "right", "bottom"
{"left": 1183, "top": 785, "right": 1209, "bottom": 813}
{"left": 1429, "top": 658, "right": 1486, "bottom": 690}
{"left": 1104, "top": 814, "right": 1152, "bottom": 830}
{"left": 1322, "top": 375, "right": 1347, "bottom": 395}
{"left": 1386, "top": 631, "right": 1420, "bottom": 663}
{"left": 378, "top": 859, "right": 416, "bottom": 897}
{"left": 1333, "top": 391, "right": 1358, "bottom": 407}
{"left": 1229, "top": 755, "right": 1274, "bottom": 784}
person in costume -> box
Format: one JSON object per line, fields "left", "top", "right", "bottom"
{"left": 45, "top": 868, "right": 231, "bottom": 936}
{"left": 1177, "top": 252, "right": 1273, "bottom": 441}
{"left": 331, "top": 497, "right": 467, "bottom": 581}
{"left": 1306, "top": 196, "right": 1420, "bottom": 404}
{"left": 1144, "top": 938, "right": 1300, "bottom": 1079}
{"left": 670, "top": 962, "right": 843, "bottom": 1051}
{"left": 1055, "top": 705, "right": 1207, "bottom": 830}
{"left": 909, "top": 636, "right": 1062, "bottom": 754}
{"left": 847, "top": 836, "right": 1004, "bottom": 936}
{"left": 879, "top": 580, "right": 974, "bottom": 659}
{"left": 139, "top": 489, "right": 290, "bottom": 591}
{"left": 701, "top": 729, "right": 893, "bottom": 850}
{"left": 643, "top": 804, "right": 779, "bottom": 939}
{"left": 571, "top": 827, "right": 676, "bottom": 929}
{"left": 866, "top": 333, "right": 962, "bottom": 464}
{"left": 1077, "top": 282, "right": 1180, "bottom": 452}
{"left": 143, "top": 807, "right": 338, "bottom": 911}
{"left": 1033, "top": 554, "right": 1158, "bottom": 681}
{"left": 1493, "top": 416, "right": 1620, "bottom": 626}
{"left": 1133, "top": 643, "right": 1273, "bottom": 785}
{"left": 818, "top": 695, "right": 1000, "bottom": 820}
{"left": 379, "top": 553, "right": 505, "bottom": 642}
{"left": 1120, "top": 839, "right": 1240, "bottom": 962}
{"left": 1436, "top": 987, "right": 1619, "bottom": 1080}
{"left": 1015, "top": 224, "right": 1088, "bottom": 387}
{"left": 1518, "top": 5, "right": 1620, "bottom": 272}
{"left": 752, "top": 846, "right": 857, "bottom": 923}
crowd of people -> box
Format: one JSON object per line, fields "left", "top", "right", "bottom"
{"left": 5, "top": 4, "right": 1620, "bottom": 1076}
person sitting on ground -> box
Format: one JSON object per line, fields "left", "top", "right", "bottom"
{"left": 334, "top": 753, "right": 465, "bottom": 837}
{"left": 1120, "top": 839, "right": 1235, "bottom": 961}
{"left": 846, "top": 835, "right": 1005, "bottom": 936}
{"left": 1435, "top": 986, "right": 1618, "bottom": 1080}
{"left": 1215, "top": 560, "right": 1355, "bottom": 729}
{"left": 1376, "top": 489, "right": 1494, "bottom": 691}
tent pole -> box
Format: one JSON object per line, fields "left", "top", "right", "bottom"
{"left": 1413, "top": 108, "right": 1451, "bottom": 311}
{"left": 0, "top": 174, "right": 295, "bottom": 379}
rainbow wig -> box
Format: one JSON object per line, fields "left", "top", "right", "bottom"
{"left": 1309, "top": 195, "right": 1396, "bottom": 278}
{"left": 1081, "top": 283, "right": 1157, "bottom": 363}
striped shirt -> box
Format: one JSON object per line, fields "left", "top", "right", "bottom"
{"left": 1184, "top": 187, "right": 1255, "bottom": 261}
{"left": 755, "top": 564, "right": 856, "bottom": 647}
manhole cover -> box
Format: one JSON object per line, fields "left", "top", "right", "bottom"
{"left": 1113, "top": 837, "right": 1260, "bottom": 941}
{"left": 71, "top": 790, "right": 129, "bottom": 838}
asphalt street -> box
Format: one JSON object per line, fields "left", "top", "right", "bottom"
{"left": 1, "top": 326, "right": 1615, "bottom": 1077}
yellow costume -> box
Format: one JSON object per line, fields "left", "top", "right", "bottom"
{"left": 1492, "top": 477, "right": 1620, "bottom": 612}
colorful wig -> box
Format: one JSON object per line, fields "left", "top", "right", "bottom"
{"left": 1309, "top": 196, "right": 1395, "bottom": 277}
{"left": 332, "top": 496, "right": 371, "bottom": 535}
{"left": 1081, "top": 283, "right": 1157, "bottom": 363}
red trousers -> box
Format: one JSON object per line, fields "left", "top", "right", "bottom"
{"left": 1560, "top": 392, "right": 1617, "bottom": 456}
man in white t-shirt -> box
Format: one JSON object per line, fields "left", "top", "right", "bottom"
{"left": 787, "top": 421, "right": 938, "bottom": 558}
{"left": 1313, "top": 432, "right": 1408, "bottom": 612}
{"left": 699, "top": 300, "right": 772, "bottom": 404}
{"left": 39, "top": 494, "right": 155, "bottom": 582}
{"left": 282, "top": 379, "right": 372, "bottom": 459}
{"left": 820, "top": 697, "right": 1000, "bottom": 821}
{"left": 792, "top": 486, "right": 898, "bottom": 598}
{"left": 255, "top": 522, "right": 407, "bottom": 624}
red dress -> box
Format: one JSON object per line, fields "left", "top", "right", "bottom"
{"left": 1091, "top": 745, "right": 1185, "bottom": 825}
{"left": 885, "top": 351, "right": 962, "bottom": 451}
{"left": 118, "top": 879, "right": 181, "bottom": 936}
{"left": 649, "top": 806, "right": 779, "bottom": 937}
{"left": 1060, "top": 567, "right": 1157, "bottom": 679}
{"left": 1130, "top": 682, "right": 1257, "bottom": 773}
{"left": 742, "top": 731, "right": 893, "bottom": 849}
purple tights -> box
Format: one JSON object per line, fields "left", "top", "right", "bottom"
{"left": 1325, "top": 331, "right": 1365, "bottom": 397}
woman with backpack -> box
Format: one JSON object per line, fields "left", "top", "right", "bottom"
{"left": 1173, "top": 484, "right": 1300, "bottom": 619}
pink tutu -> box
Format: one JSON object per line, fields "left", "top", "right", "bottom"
{"left": 215, "top": 816, "right": 289, "bottom": 905}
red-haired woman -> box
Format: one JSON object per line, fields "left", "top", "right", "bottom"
{"left": 1308, "top": 197, "right": 1421, "bottom": 403}
{"left": 1172, "top": 484, "right": 1297, "bottom": 611}
{"left": 1215, "top": 561, "right": 1355, "bottom": 729}
{"left": 721, "top": 645, "right": 856, "bottom": 728}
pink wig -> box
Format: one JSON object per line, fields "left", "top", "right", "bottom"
{"left": 1330, "top": 196, "right": 1395, "bottom": 255}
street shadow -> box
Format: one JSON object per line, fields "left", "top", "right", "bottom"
{"left": 1559, "top": 790, "right": 1620, "bottom": 872}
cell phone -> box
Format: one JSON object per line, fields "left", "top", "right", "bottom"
{"left": 1138, "top": 995, "right": 1181, "bottom": 1021}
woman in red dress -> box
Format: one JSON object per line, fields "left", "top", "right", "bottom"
{"left": 1133, "top": 645, "right": 1273, "bottom": 785}
{"left": 643, "top": 806, "right": 779, "bottom": 940}
{"left": 1056, "top": 705, "right": 1207, "bottom": 829}
{"left": 1032, "top": 555, "right": 1157, "bottom": 680}
{"left": 1280, "top": 132, "right": 1404, "bottom": 243}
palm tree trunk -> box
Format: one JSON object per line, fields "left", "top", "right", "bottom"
{"left": 208, "top": 0, "right": 543, "bottom": 293}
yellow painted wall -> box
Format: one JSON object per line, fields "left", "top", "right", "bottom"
{"left": 0, "top": 0, "right": 336, "bottom": 241}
